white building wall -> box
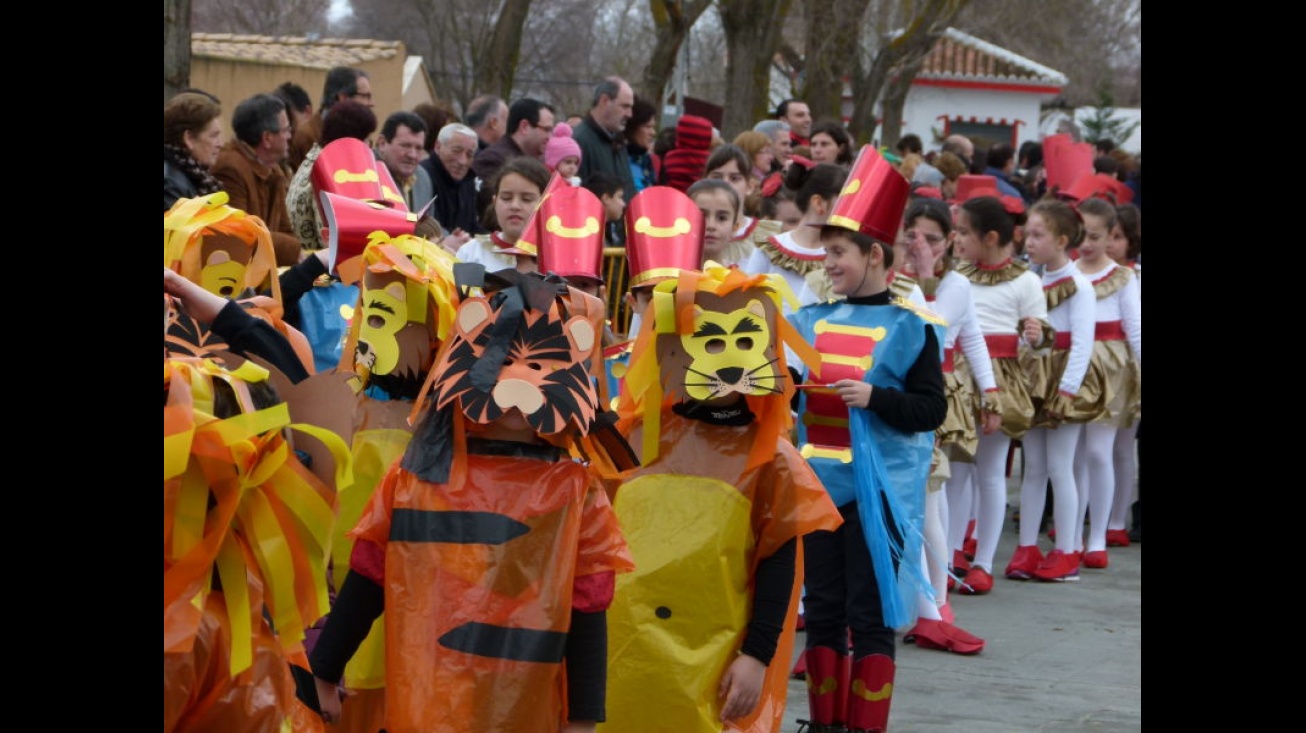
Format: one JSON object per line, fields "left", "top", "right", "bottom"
{"left": 901, "top": 86, "right": 1050, "bottom": 153}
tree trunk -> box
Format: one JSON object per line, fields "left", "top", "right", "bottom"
{"left": 848, "top": 0, "right": 969, "bottom": 145}
{"left": 164, "top": 0, "right": 192, "bottom": 103}
{"left": 475, "top": 0, "right": 535, "bottom": 101}
{"left": 719, "top": 0, "right": 794, "bottom": 140}
{"left": 639, "top": 0, "right": 714, "bottom": 109}
{"left": 800, "top": 0, "right": 871, "bottom": 125}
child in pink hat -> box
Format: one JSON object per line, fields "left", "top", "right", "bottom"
{"left": 544, "top": 122, "right": 583, "bottom": 186}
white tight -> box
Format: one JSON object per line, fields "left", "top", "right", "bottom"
{"left": 1017, "top": 424, "right": 1083, "bottom": 552}
{"left": 1073, "top": 423, "right": 1117, "bottom": 553}
{"left": 944, "top": 465, "right": 975, "bottom": 562}
{"left": 1108, "top": 423, "right": 1139, "bottom": 530}
{"left": 922, "top": 485, "right": 949, "bottom": 605}
{"left": 967, "top": 432, "right": 1011, "bottom": 572}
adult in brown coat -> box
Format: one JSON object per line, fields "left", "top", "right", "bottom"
{"left": 212, "top": 93, "right": 300, "bottom": 267}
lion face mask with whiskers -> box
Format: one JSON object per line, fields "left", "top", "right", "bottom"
{"left": 658, "top": 290, "right": 784, "bottom": 402}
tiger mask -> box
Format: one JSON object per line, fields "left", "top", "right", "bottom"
{"left": 431, "top": 283, "right": 602, "bottom": 437}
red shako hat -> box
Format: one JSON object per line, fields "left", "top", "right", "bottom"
{"left": 825, "top": 145, "right": 910, "bottom": 244}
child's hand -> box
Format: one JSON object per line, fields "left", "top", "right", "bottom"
{"left": 907, "top": 237, "right": 937, "bottom": 278}
{"left": 718, "top": 653, "right": 766, "bottom": 722}
{"left": 561, "top": 722, "right": 597, "bottom": 733}
{"left": 442, "top": 227, "right": 472, "bottom": 254}
{"left": 980, "top": 410, "right": 1002, "bottom": 435}
{"left": 314, "top": 678, "right": 345, "bottom": 725}
{"left": 1021, "top": 317, "right": 1043, "bottom": 346}
{"left": 832, "top": 379, "right": 873, "bottom": 410}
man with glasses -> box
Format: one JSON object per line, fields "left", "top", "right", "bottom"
{"left": 211, "top": 93, "right": 301, "bottom": 266}
{"left": 471, "top": 97, "right": 555, "bottom": 213}
{"left": 289, "top": 66, "right": 373, "bottom": 173}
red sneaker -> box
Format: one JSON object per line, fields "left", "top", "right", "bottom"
{"left": 1083, "top": 550, "right": 1109, "bottom": 569}
{"left": 904, "top": 618, "right": 985, "bottom": 655}
{"left": 1004, "top": 544, "right": 1045, "bottom": 580}
{"left": 963, "top": 520, "right": 977, "bottom": 560}
{"left": 1106, "top": 529, "right": 1131, "bottom": 547}
{"left": 958, "top": 566, "right": 993, "bottom": 595}
{"left": 1032, "top": 549, "right": 1081, "bottom": 582}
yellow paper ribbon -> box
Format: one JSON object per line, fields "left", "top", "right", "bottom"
{"left": 164, "top": 357, "right": 344, "bottom": 676}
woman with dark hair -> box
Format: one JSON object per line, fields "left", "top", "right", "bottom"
{"left": 809, "top": 120, "right": 854, "bottom": 166}
{"left": 164, "top": 92, "right": 225, "bottom": 210}
{"left": 624, "top": 96, "right": 660, "bottom": 194}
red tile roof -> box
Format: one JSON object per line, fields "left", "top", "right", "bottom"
{"left": 916, "top": 28, "right": 1067, "bottom": 87}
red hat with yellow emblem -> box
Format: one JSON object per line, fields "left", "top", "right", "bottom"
{"left": 502, "top": 174, "right": 569, "bottom": 258}
{"left": 311, "top": 138, "right": 409, "bottom": 211}
{"left": 320, "top": 193, "right": 419, "bottom": 281}
{"left": 825, "top": 146, "right": 910, "bottom": 245}
{"left": 624, "top": 186, "right": 704, "bottom": 286}
{"left": 533, "top": 183, "right": 607, "bottom": 282}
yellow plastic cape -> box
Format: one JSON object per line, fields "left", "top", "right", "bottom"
{"left": 601, "top": 411, "right": 841, "bottom": 733}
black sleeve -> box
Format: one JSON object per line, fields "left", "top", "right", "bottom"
{"left": 739, "top": 536, "right": 796, "bottom": 666}
{"left": 565, "top": 609, "right": 608, "bottom": 722}
{"left": 788, "top": 365, "right": 804, "bottom": 414}
{"left": 277, "top": 254, "right": 328, "bottom": 330}
{"left": 307, "top": 570, "right": 386, "bottom": 684}
{"left": 209, "top": 300, "right": 311, "bottom": 384}
{"left": 865, "top": 324, "right": 946, "bottom": 433}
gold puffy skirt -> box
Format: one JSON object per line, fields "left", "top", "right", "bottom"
{"left": 939, "top": 354, "right": 979, "bottom": 464}
{"left": 987, "top": 356, "right": 1036, "bottom": 440}
{"left": 1024, "top": 348, "right": 1105, "bottom": 428}
{"left": 1078, "top": 339, "right": 1141, "bottom": 428}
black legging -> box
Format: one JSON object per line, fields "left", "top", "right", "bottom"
{"left": 802, "top": 500, "right": 898, "bottom": 660}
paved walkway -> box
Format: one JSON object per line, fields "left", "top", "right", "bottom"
{"left": 777, "top": 452, "right": 1142, "bottom": 733}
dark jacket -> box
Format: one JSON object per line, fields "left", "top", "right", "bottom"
{"left": 573, "top": 115, "right": 635, "bottom": 203}
{"left": 471, "top": 135, "right": 527, "bottom": 214}
{"left": 164, "top": 158, "right": 198, "bottom": 212}
{"left": 420, "top": 154, "right": 487, "bottom": 235}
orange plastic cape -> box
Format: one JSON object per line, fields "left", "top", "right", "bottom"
{"left": 600, "top": 410, "right": 841, "bottom": 732}
{"left": 164, "top": 357, "right": 348, "bottom": 730}
{"left": 347, "top": 451, "right": 633, "bottom": 733}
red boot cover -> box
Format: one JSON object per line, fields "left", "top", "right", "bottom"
{"left": 804, "top": 645, "right": 851, "bottom": 726}
{"left": 847, "top": 653, "right": 895, "bottom": 732}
